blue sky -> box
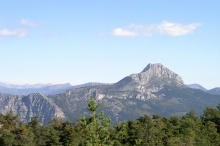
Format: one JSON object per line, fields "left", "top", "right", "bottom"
{"left": 0, "top": 1, "right": 219, "bottom": 89}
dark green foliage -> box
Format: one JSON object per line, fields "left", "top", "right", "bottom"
{"left": 1, "top": 98, "right": 220, "bottom": 145}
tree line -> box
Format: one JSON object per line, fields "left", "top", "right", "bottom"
{"left": 0, "top": 97, "right": 220, "bottom": 146}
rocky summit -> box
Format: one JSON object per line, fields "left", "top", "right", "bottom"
{"left": 115, "top": 63, "right": 183, "bottom": 99}
{"left": 141, "top": 63, "right": 183, "bottom": 83}
{"left": 1, "top": 63, "right": 220, "bottom": 124}
{"left": 48, "top": 63, "right": 220, "bottom": 122}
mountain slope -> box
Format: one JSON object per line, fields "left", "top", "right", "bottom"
{"left": 1, "top": 63, "right": 220, "bottom": 124}
{"left": 0, "top": 93, "right": 66, "bottom": 124}
{"left": 48, "top": 63, "right": 220, "bottom": 122}
{"left": 207, "top": 87, "right": 220, "bottom": 95}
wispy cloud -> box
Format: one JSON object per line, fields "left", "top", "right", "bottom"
{"left": 0, "top": 28, "right": 28, "bottom": 37}
{"left": 111, "top": 28, "right": 138, "bottom": 36}
{"left": 111, "top": 21, "right": 202, "bottom": 37}
{"left": 20, "top": 19, "right": 37, "bottom": 27}
{"left": 158, "top": 21, "right": 201, "bottom": 36}
{"left": 0, "top": 19, "right": 37, "bottom": 37}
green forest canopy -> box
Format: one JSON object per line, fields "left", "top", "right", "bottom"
{"left": 0, "top": 97, "right": 220, "bottom": 146}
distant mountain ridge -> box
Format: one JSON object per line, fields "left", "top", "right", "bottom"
{"left": 187, "top": 84, "right": 220, "bottom": 96}
{"left": 187, "top": 84, "right": 207, "bottom": 91}
{"left": 0, "top": 82, "right": 52, "bottom": 89}
{"left": 0, "top": 82, "right": 109, "bottom": 95}
{"left": 206, "top": 87, "right": 220, "bottom": 95}
{"left": 1, "top": 63, "right": 220, "bottom": 124}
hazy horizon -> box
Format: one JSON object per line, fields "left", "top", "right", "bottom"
{"left": 1, "top": 1, "right": 219, "bottom": 89}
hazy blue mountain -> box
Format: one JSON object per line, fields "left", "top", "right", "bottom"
{"left": 207, "top": 87, "right": 220, "bottom": 95}
{"left": 1, "top": 63, "right": 220, "bottom": 124}
{"left": 0, "top": 82, "right": 108, "bottom": 95}
{"left": 187, "top": 84, "right": 207, "bottom": 91}
{"left": 187, "top": 84, "right": 220, "bottom": 96}
{"left": 0, "top": 82, "right": 52, "bottom": 89}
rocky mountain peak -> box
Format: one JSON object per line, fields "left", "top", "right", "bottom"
{"left": 115, "top": 63, "right": 184, "bottom": 96}
{"left": 140, "top": 63, "right": 183, "bottom": 83}
{"left": 142, "top": 63, "right": 173, "bottom": 76}
{"left": 125, "top": 63, "right": 184, "bottom": 87}
{"left": 142, "top": 63, "right": 163, "bottom": 72}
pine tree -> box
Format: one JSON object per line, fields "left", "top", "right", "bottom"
{"left": 77, "top": 96, "right": 113, "bottom": 146}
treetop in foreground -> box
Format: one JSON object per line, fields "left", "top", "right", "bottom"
{"left": 0, "top": 97, "right": 220, "bottom": 145}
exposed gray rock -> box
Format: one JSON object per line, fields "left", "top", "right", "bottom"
{"left": 0, "top": 93, "right": 66, "bottom": 124}
{"left": 141, "top": 63, "right": 183, "bottom": 84}
{"left": 113, "top": 63, "right": 184, "bottom": 100}
{"left": 48, "top": 63, "right": 199, "bottom": 122}
{"left": 1, "top": 63, "right": 220, "bottom": 124}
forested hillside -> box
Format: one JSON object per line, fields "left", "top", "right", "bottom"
{"left": 0, "top": 97, "right": 220, "bottom": 146}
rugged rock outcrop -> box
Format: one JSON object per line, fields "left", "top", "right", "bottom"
{"left": 0, "top": 93, "right": 66, "bottom": 124}
{"left": 141, "top": 63, "right": 183, "bottom": 82}
{"left": 114, "top": 63, "right": 184, "bottom": 100}
{"left": 1, "top": 63, "right": 220, "bottom": 123}
{"left": 48, "top": 63, "right": 220, "bottom": 122}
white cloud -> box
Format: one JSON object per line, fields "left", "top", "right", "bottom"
{"left": 0, "top": 19, "right": 37, "bottom": 37}
{"left": 111, "top": 21, "right": 201, "bottom": 37}
{"left": 158, "top": 21, "right": 201, "bottom": 36}
{"left": 20, "top": 19, "right": 37, "bottom": 27}
{"left": 111, "top": 28, "right": 138, "bottom": 36}
{"left": 0, "top": 29, "right": 28, "bottom": 37}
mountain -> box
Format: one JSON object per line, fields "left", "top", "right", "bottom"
{"left": 187, "top": 84, "right": 207, "bottom": 91}
{"left": 187, "top": 84, "right": 220, "bottom": 96}
{"left": 0, "top": 93, "right": 66, "bottom": 124}
{"left": 0, "top": 82, "right": 52, "bottom": 89}
{"left": 1, "top": 63, "right": 220, "bottom": 124}
{"left": 207, "top": 87, "right": 220, "bottom": 95}
{"left": 0, "top": 83, "right": 72, "bottom": 95}
{"left": 0, "top": 82, "right": 108, "bottom": 96}
{"left": 48, "top": 63, "right": 220, "bottom": 122}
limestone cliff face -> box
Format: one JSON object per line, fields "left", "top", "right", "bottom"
{"left": 48, "top": 63, "right": 220, "bottom": 123}
{"left": 126, "top": 63, "right": 183, "bottom": 86}
{"left": 112, "top": 63, "right": 184, "bottom": 99}
{"left": 48, "top": 63, "right": 188, "bottom": 122}
{"left": 140, "top": 63, "right": 183, "bottom": 84}
{"left": 55, "top": 63, "right": 185, "bottom": 103}
{"left": 0, "top": 93, "right": 66, "bottom": 124}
